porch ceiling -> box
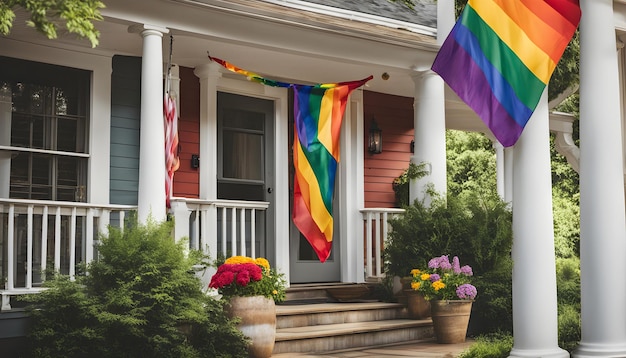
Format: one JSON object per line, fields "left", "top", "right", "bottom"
{"left": 3, "top": 0, "right": 484, "bottom": 133}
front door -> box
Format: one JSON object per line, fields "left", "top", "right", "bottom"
{"left": 217, "top": 92, "right": 275, "bottom": 263}
{"left": 287, "top": 92, "right": 341, "bottom": 283}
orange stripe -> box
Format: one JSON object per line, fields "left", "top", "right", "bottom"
{"left": 521, "top": 0, "right": 577, "bottom": 37}
{"left": 493, "top": 0, "right": 569, "bottom": 64}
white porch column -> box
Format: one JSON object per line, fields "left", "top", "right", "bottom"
{"left": 509, "top": 91, "right": 567, "bottom": 358}
{"left": 129, "top": 24, "right": 169, "bottom": 224}
{"left": 573, "top": 0, "right": 626, "bottom": 356}
{"left": 409, "top": 0, "right": 453, "bottom": 205}
{"left": 0, "top": 84, "right": 11, "bottom": 198}
{"left": 409, "top": 71, "right": 447, "bottom": 204}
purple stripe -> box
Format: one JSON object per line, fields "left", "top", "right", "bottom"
{"left": 432, "top": 25, "right": 523, "bottom": 147}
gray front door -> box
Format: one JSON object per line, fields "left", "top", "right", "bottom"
{"left": 217, "top": 92, "right": 275, "bottom": 263}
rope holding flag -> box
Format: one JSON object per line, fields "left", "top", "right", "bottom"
{"left": 432, "top": 0, "right": 581, "bottom": 147}
{"left": 209, "top": 55, "right": 372, "bottom": 262}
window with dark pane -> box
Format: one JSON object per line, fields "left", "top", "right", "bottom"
{"left": 0, "top": 56, "right": 89, "bottom": 201}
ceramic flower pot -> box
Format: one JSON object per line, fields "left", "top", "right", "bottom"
{"left": 430, "top": 300, "right": 473, "bottom": 344}
{"left": 226, "top": 295, "right": 276, "bottom": 358}
{"left": 403, "top": 289, "right": 431, "bottom": 319}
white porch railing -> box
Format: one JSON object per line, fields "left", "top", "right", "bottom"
{"left": 170, "top": 198, "right": 270, "bottom": 259}
{"left": 360, "top": 208, "right": 405, "bottom": 281}
{"left": 0, "top": 198, "right": 136, "bottom": 311}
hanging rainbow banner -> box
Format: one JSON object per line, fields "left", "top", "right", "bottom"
{"left": 432, "top": 0, "right": 581, "bottom": 147}
{"left": 210, "top": 56, "right": 371, "bottom": 262}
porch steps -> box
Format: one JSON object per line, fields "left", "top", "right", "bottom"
{"left": 272, "top": 284, "right": 434, "bottom": 355}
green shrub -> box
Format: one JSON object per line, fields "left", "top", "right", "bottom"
{"left": 458, "top": 332, "right": 513, "bottom": 358}
{"left": 384, "top": 190, "right": 512, "bottom": 278}
{"left": 558, "top": 304, "right": 581, "bottom": 352}
{"left": 468, "top": 258, "right": 513, "bottom": 335}
{"left": 24, "top": 219, "right": 249, "bottom": 358}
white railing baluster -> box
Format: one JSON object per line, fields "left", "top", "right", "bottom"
{"left": 250, "top": 208, "right": 256, "bottom": 258}
{"left": 69, "top": 207, "right": 77, "bottom": 279}
{"left": 41, "top": 206, "right": 48, "bottom": 281}
{"left": 221, "top": 207, "right": 227, "bottom": 257}
{"left": 7, "top": 204, "right": 15, "bottom": 290}
{"left": 240, "top": 208, "right": 246, "bottom": 257}
{"left": 26, "top": 205, "right": 33, "bottom": 289}
{"left": 190, "top": 208, "right": 198, "bottom": 251}
{"left": 365, "top": 211, "right": 373, "bottom": 278}
{"left": 86, "top": 208, "right": 94, "bottom": 264}
{"left": 379, "top": 212, "right": 392, "bottom": 277}
{"left": 54, "top": 206, "right": 61, "bottom": 272}
{"left": 231, "top": 208, "right": 237, "bottom": 256}
{"left": 119, "top": 210, "right": 125, "bottom": 232}
{"left": 375, "top": 212, "right": 383, "bottom": 277}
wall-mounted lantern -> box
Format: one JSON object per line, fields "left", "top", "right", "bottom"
{"left": 368, "top": 119, "right": 382, "bottom": 154}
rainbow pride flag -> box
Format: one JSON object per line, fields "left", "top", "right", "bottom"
{"left": 432, "top": 0, "right": 581, "bottom": 147}
{"left": 292, "top": 79, "right": 370, "bottom": 262}
{"left": 209, "top": 56, "right": 371, "bottom": 262}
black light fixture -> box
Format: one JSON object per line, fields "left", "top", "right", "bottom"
{"left": 368, "top": 119, "right": 382, "bottom": 154}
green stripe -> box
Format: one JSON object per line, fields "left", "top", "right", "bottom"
{"left": 305, "top": 91, "right": 334, "bottom": 214}
{"left": 462, "top": 6, "right": 545, "bottom": 109}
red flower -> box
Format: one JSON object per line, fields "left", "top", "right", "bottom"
{"left": 209, "top": 262, "right": 263, "bottom": 289}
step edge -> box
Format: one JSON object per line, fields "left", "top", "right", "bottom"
{"left": 275, "top": 319, "right": 432, "bottom": 341}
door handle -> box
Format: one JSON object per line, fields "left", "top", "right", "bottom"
{"left": 267, "top": 187, "right": 273, "bottom": 194}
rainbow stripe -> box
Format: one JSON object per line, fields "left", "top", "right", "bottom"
{"left": 209, "top": 56, "right": 371, "bottom": 262}
{"left": 432, "top": 0, "right": 580, "bottom": 147}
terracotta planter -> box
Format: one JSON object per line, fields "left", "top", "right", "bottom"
{"left": 430, "top": 300, "right": 473, "bottom": 344}
{"left": 403, "top": 289, "right": 431, "bottom": 319}
{"left": 226, "top": 296, "right": 276, "bottom": 358}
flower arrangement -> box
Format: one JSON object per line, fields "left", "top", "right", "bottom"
{"left": 411, "top": 255, "right": 477, "bottom": 301}
{"left": 209, "top": 256, "right": 287, "bottom": 303}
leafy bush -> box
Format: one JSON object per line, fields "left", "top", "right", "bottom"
{"left": 24, "top": 219, "right": 249, "bottom": 358}
{"left": 458, "top": 332, "right": 513, "bottom": 358}
{"left": 556, "top": 257, "right": 581, "bottom": 351}
{"left": 468, "top": 259, "right": 513, "bottom": 335}
{"left": 558, "top": 304, "right": 581, "bottom": 352}
{"left": 384, "top": 190, "right": 512, "bottom": 278}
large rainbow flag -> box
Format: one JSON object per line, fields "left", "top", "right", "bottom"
{"left": 432, "top": 0, "right": 581, "bottom": 147}
{"left": 209, "top": 56, "right": 371, "bottom": 262}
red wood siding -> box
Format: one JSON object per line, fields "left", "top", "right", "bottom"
{"left": 363, "top": 91, "right": 414, "bottom": 208}
{"left": 173, "top": 66, "right": 200, "bottom": 198}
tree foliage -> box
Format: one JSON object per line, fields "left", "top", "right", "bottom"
{"left": 0, "top": 0, "right": 104, "bottom": 47}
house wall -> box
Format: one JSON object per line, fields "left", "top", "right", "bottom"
{"left": 173, "top": 66, "right": 200, "bottom": 198}
{"left": 363, "top": 91, "right": 414, "bottom": 208}
{"left": 109, "top": 55, "right": 141, "bottom": 205}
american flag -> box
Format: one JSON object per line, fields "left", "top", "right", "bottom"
{"left": 164, "top": 92, "right": 179, "bottom": 208}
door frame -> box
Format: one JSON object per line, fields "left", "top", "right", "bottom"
{"left": 196, "top": 66, "right": 290, "bottom": 282}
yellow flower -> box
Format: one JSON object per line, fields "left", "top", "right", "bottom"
{"left": 255, "top": 257, "right": 271, "bottom": 272}
{"left": 411, "top": 281, "right": 420, "bottom": 290}
{"left": 420, "top": 273, "right": 430, "bottom": 281}
{"left": 432, "top": 280, "right": 446, "bottom": 291}
{"left": 272, "top": 290, "right": 278, "bottom": 295}
{"left": 410, "top": 269, "right": 421, "bottom": 276}
{"left": 225, "top": 256, "right": 254, "bottom": 264}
